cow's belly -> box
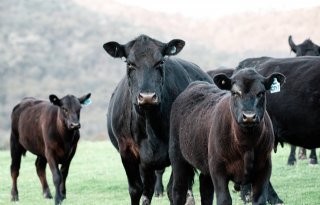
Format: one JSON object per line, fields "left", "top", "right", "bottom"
{"left": 19, "top": 132, "right": 45, "bottom": 157}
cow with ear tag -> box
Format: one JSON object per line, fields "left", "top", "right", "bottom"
{"left": 169, "top": 68, "right": 285, "bottom": 205}
{"left": 10, "top": 93, "right": 91, "bottom": 205}
{"left": 104, "top": 34, "right": 213, "bottom": 205}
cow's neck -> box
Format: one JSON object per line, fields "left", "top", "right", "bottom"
{"left": 134, "top": 105, "right": 165, "bottom": 140}
{"left": 232, "top": 121, "right": 264, "bottom": 148}
{"left": 132, "top": 105, "right": 169, "bottom": 168}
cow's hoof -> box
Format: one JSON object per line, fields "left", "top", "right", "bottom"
{"left": 11, "top": 195, "right": 19, "bottom": 202}
{"left": 141, "top": 195, "right": 150, "bottom": 205}
{"left": 309, "top": 158, "right": 318, "bottom": 165}
{"left": 287, "top": 160, "right": 296, "bottom": 166}
{"left": 268, "top": 197, "right": 284, "bottom": 205}
{"left": 154, "top": 191, "right": 163, "bottom": 197}
{"left": 44, "top": 191, "right": 53, "bottom": 199}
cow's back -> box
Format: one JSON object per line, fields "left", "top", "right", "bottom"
{"left": 12, "top": 98, "right": 57, "bottom": 156}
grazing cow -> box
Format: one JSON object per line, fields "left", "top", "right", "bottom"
{"left": 288, "top": 35, "right": 320, "bottom": 165}
{"left": 169, "top": 68, "right": 285, "bottom": 205}
{"left": 10, "top": 93, "right": 91, "bottom": 205}
{"left": 104, "top": 35, "right": 213, "bottom": 205}
{"left": 237, "top": 56, "right": 320, "bottom": 203}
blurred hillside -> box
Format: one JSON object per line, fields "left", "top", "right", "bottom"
{"left": 1, "top": 0, "right": 319, "bottom": 149}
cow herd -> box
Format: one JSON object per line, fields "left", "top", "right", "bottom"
{"left": 9, "top": 34, "right": 320, "bottom": 205}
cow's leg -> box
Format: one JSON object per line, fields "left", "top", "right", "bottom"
{"left": 10, "top": 136, "right": 24, "bottom": 202}
{"left": 209, "top": 160, "right": 231, "bottom": 205}
{"left": 298, "top": 147, "right": 307, "bottom": 160}
{"left": 154, "top": 169, "right": 165, "bottom": 197}
{"left": 309, "top": 149, "right": 318, "bottom": 164}
{"left": 140, "top": 167, "right": 156, "bottom": 205}
{"left": 240, "top": 184, "right": 252, "bottom": 203}
{"left": 266, "top": 181, "right": 284, "bottom": 205}
{"left": 171, "top": 160, "right": 194, "bottom": 205}
{"left": 121, "top": 155, "right": 143, "bottom": 205}
{"left": 199, "top": 173, "right": 213, "bottom": 205}
{"left": 35, "top": 156, "right": 52, "bottom": 199}
{"left": 211, "top": 175, "right": 231, "bottom": 205}
{"left": 169, "top": 138, "right": 194, "bottom": 205}
{"left": 60, "top": 144, "right": 78, "bottom": 199}
{"left": 287, "top": 145, "right": 296, "bottom": 165}
{"left": 59, "top": 160, "right": 71, "bottom": 199}
{"left": 251, "top": 160, "right": 272, "bottom": 205}
{"left": 46, "top": 151, "right": 63, "bottom": 205}
{"left": 240, "top": 181, "right": 284, "bottom": 205}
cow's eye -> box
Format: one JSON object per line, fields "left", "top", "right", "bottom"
{"left": 257, "top": 91, "right": 265, "bottom": 98}
{"left": 154, "top": 60, "right": 165, "bottom": 68}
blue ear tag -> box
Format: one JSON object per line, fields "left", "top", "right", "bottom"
{"left": 83, "top": 99, "right": 92, "bottom": 106}
{"left": 170, "top": 46, "right": 176, "bottom": 54}
{"left": 270, "top": 78, "right": 280, "bottom": 94}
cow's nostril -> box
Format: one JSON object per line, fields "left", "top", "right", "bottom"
{"left": 152, "top": 93, "right": 158, "bottom": 102}
{"left": 138, "top": 94, "right": 144, "bottom": 102}
{"left": 243, "top": 112, "right": 256, "bottom": 122}
{"left": 138, "top": 92, "right": 158, "bottom": 105}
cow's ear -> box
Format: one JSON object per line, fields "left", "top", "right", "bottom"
{"left": 79, "top": 93, "right": 91, "bottom": 105}
{"left": 49, "top": 94, "right": 61, "bottom": 106}
{"left": 288, "top": 35, "right": 297, "bottom": 53}
{"left": 103, "top": 42, "right": 126, "bottom": 58}
{"left": 163, "top": 39, "right": 185, "bottom": 56}
{"left": 264, "top": 72, "right": 286, "bottom": 91}
{"left": 213, "top": 74, "right": 232, "bottom": 90}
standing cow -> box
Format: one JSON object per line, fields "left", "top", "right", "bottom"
{"left": 104, "top": 35, "right": 213, "bottom": 205}
{"left": 237, "top": 56, "right": 320, "bottom": 203}
{"left": 287, "top": 35, "right": 320, "bottom": 165}
{"left": 10, "top": 93, "right": 91, "bottom": 205}
{"left": 169, "top": 68, "right": 285, "bottom": 205}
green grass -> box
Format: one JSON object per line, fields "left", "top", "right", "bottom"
{"left": 1, "top": 141, "right": 320, "bottom": 204}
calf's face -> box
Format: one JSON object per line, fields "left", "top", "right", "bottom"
{"left": 103, "top": 35, "right": 185, "bottom": 107}
{"left": 214, "top": 68, "right": 285, "bottom": 128}
{"left": 49, "top": 93, "right": 91, "bottom": 130}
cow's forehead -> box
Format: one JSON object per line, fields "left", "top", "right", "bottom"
{"left": 232, "top": 69, "right": 265, "bottom": 92}
{"left": 127, "top": 36, "right": 164, "bottom": 63}
{"left": 60, "top": 95, "right": 81, "bottom": 108}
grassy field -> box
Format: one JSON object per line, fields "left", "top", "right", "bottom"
{"left": 0, "top": 140, "right": 319, "bottom": 205}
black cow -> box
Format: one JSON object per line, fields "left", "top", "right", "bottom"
{"left": 169, "top": 68, "right": 285, "bottom": 205}
{"left": 10, "top": 93, "right": 91, "bottom": 205}
{"left": 237, "top": 56, "right": 320, "bottom": 203}
{"left": 207, "top": 63, "right": 287, "bottom": 205}
{"left": 104, "top": 35, "right": 213, "bottom": 205}
{"left": 289, "top": 35, "right": 320, "bottom": 56}
{"left": 288, "top": 35, "right": 320, "bottom": 165}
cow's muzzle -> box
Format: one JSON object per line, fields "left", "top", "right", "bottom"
{"left": 137, "top": 92, "right": 159, "bottom": 105}
{"left": 242, "top": 112, "right": 257, "bottom": 123}
{"left": 69, "top": 122, "right": 81, "bottom": 130}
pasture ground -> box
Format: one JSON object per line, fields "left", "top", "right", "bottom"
{"left": 0, "top": 141, "right": 319, "bottom": 204}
